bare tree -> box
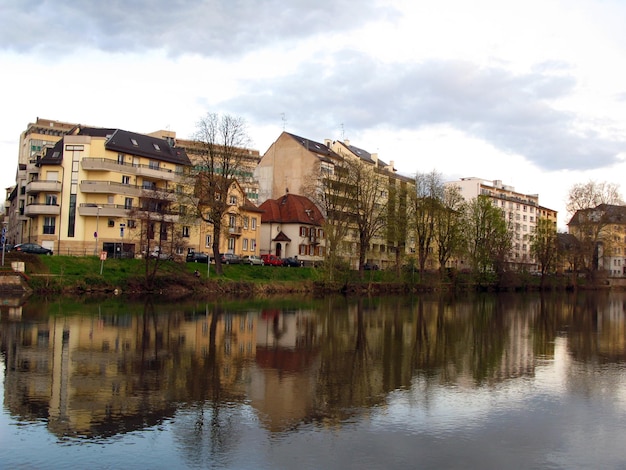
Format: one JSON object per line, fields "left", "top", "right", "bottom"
{"left": 566, "top": 180, "right": 623, "bottom": 217}
{"left": 411, "top": 170, "right": 444, "bottom": 274}
{"left": 303, "top": 162, "right": 354, "bottom": 281}
{"left": 566, "top": 180, "right": 624, "bottom": 276}
{"left": 386, "top": 179, "right": 410, "bottom": 278}
{"left": 434, "top": 184, "right": 466, "bottom": 279}
{"left": 128, "top": 187, "right": 178, "bottom": 288}
{"left": 346, "top": 158, "right": 388, "bottom": 279}
{"left": 186, "top": 113, "right": 252, "bottom": 276}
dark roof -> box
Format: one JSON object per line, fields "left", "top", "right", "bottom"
{"left": 285, "top": 132, "right": 340, "bottom": 162}
{"left": 568, "top": 204, "right": 626, "bottom": 226}
{"left": 106, "top": 129, "right": 191, "bottom": 165}
{"left": 39, "top": 140, "right": 64, "bottom": 165}
{"left": 259, "top": 193, "right": 324, "bottom": 226}
{"left": 337, "top": 141, "right": 390, "bottom": 168}
{"left": 39, "top": 126, "right": 191, "bottom": 166}
{"left": 272, "top": 231, "right": 292, "bottom": 242}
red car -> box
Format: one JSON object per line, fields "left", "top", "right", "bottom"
{"left": 261, "top": 254, "right": 283, "bottom": 266}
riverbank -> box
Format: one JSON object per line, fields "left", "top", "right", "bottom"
{"left": 0, "top": 252, "right": 589, "bottom": 297}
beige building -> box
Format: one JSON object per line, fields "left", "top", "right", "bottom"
{"left": 255, "top": 132, "right": 414, "bottom": 269}
{"left": 448, "top": 177, "right": 558, "bottom": 271}
{"left": 8, "top": 120, "right": 263, "bottom": 259}
{"left": 8, "top": 118, "right": 79, "bottom": 246}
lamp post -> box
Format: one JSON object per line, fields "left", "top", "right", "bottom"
{"left": 94, "top": 206, "right": 102, "bottom": 256}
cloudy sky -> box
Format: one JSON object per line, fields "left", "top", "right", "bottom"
{"left": 2, "top": 0, "right": 626, "bottom": 228}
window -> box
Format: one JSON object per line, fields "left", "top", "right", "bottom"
{"left": 251, "top": 239, "right": 256, "bottom": 251}
{"left": 243, "top": 216, "right": 249, "bottom": 229}
{"left": 45, "top": 194, "right": 57, "bottom": 205}
{"left": 122, "top": 175, "right": 130, "bottom": 185}
{"left": 108, "top": 219, "right": 115, "bottom": 227}
{"left": 300, "top": 226, "right": 307, "bottom": 237}
{"left": 243, "top": 238, "right": 248, "bottom": 251}
{"left": 182, "top": 226, "right": 190, "bottom": 238}
{"left": 118, "top": 153, "right": 124, "bottom": 164}
{"left": 128, "top": 220, "right": 136, "bottom": 229}
{"left": 299, "top": 244, "right": 306, "bottom": 255}
{"left": 153, "top": 143, "right": 161, "bottom": 151}
{"left": 229, "top": 215, "right": 236, "bottom": 228}
{"left": 318, "top": 228, "right": 324, "bottom": 238}
{"left": 228, "top": 238, "right": 235, "bottom": 250}
{"left": 149, "top": 160, "right": 159, "bottom": 170}
{"left": 43, "top": 217, "right": 56, "bottom": 235}
{"left": 130, "top": 138, "right": 138, "bottom": 146}
{"left": 251, "top": 218, "right": 257, "bottom": 230}
{"left": 205, "top": 235, "right": 212, "bottom": 247}
{"left": 124, "top": 198, "right": 133, "bottom": 209}
{"left": 229, "top": 195, "right": 237, "bottom": 205}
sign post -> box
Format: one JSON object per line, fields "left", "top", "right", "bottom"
{"left": 99, "top": 251, "right": 107, "bottom": 275}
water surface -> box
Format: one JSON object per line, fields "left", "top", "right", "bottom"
{"left": 1, "top": 292, "right": 625, "bottom": 469}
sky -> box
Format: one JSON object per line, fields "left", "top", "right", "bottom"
{"left": 2, "top": 0, "right": 626, "bottom": 229}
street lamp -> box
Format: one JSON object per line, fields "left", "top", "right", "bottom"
{"left": 94, "top": 205, "right": 102, "bottom": 256}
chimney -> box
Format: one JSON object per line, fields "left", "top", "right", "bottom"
{"left": 389, "top": 160, "right": 395, "bottom": 171}
{"left": 371, "top": 153, "right": 379, "bottom": 165}
{"left": 344, "top": 139, "right": 350, "bottom": 146}
{"left": 324, "top": 139, "right": 332, "bottom": 147}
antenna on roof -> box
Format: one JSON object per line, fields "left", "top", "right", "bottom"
{"left": 281, "top": 113, "right": 287, "bottom": 131}
{"left": 341, "top": 123, "right": 345, "bottom": 140}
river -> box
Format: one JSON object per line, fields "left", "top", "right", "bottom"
{"left": 1, "top": 291, "right": 625, "bottom": 469}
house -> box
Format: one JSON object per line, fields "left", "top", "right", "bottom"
{"left": 258, "top": 193, "right": 325, "bottom": 264}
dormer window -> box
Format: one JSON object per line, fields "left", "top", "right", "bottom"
{"left": 131, "top": 138, "right": 139, "bottom": 146}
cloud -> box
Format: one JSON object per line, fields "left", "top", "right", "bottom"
{"left": 0, "top": 0, "right": 396, "bottom": 57}
{"left": 224, "top": 51, "right": 625, "bottom": 172}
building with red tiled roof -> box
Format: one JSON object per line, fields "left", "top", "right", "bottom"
{"left": 258, "top": 193, "right": 325, "bottom": 264}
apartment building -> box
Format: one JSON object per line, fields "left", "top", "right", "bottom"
{"left": 255, "top": 132, "right": 414, "bottom": 269}
{"left": 7, "top": 120, "right": 265, "bottom": 259}
{"left": 8, "top": 118, "right": 79, "bottom": 245}
{"left": 448, "top": 177, "right": 557, "bottom": 271}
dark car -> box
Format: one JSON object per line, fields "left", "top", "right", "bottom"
{"left": 14, "top": 243, "right": 53, "bottom": 255}
{"left": 186, "top": 252, "right": 210, "bottom": 263}
{"left": 282, "top": 257, "right": 301, "bottom": 267}
{"left": 220, "top": 253, "right": 241, "bottom": 264}
{"left": 363, "top": 262, "right": 379, "bottom": 271}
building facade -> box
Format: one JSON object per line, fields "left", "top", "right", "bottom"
{"left": 448, "top": 177, "right": 558, "bottom": 271}
{"left": 258, "top": 193, "right": 325, "bottom": 264}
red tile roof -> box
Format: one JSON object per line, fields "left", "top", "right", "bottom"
{"left": 259, "top": 193, "right": 324, "bottom": 226}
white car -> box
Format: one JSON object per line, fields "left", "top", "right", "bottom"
{"left": 242, "top": 255, "right": 264, "bottom": 265}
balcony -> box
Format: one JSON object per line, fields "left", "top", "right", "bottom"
{"left": 26, "top": 180, "right": 62, "bottom": 194}
{"left": 78, "top": 204, "right": 180, "bottom": 223}
{"left": 81, "top": 158, "right": 183, "bottom": 182}
{"left": 24, "top": 203, "right": 60, "bottom": 217}
{"left": 228, "top": 226, "right": 243, "bottom": 236}
{"left": 80, "top": 180, "right": 178, "bottom": 201}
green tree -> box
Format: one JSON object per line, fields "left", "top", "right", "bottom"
{"left": 464, "top": 196, "right": 512, "bottom": 283}
{"left": 530, "top": 217, "right": 558, "bottom": 284}
{"left": 411, "top": 170, "right": 444, "bottom": 274}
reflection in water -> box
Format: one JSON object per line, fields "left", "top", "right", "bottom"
{"left": 1, "top": 292, "right": 626, "bottom": 469}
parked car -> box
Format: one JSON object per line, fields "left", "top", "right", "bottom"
{"left": 363, "top": 262, "right": 379, "bottom": 271}
{"left": 261, "top": 254, "right": 283, "bottom": 266}
{"left": 282, "top": 257, "right": 301, "bottom": 267}
{"left": 149, "top": 248, "right": 172, "bottom": 260}
{"left": 13, "top": 243, "right": 53, "bottom": 255}
{"left": 220, "top": 253, "right": 242, "bottom": 264}
{"left": 186, "top": 252, "right": 210, "bottom": 263}
{"left": 242, "top": 255, "right": 264, "bottom": 265}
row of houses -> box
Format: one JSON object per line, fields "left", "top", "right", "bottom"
{"left": 4, "top": 117, "right": 570, "bottom": 272}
